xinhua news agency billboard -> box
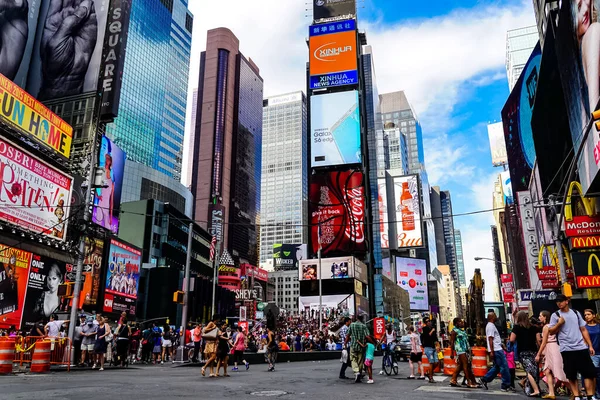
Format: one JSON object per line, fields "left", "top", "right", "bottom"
{"left": 311, "top": 90, "right": 361, "bottom": 167}
{"left": 309, "top": 20, "right": 358, "bottom": 89}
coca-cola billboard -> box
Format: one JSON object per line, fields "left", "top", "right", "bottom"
{"left": 310, "top": 170, "right": 366, "bottom": 255}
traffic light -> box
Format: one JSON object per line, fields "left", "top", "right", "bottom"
{"left": 173, "top": 291, "right": 184, "bottom": 304}
{"left": 562, "top": 282, "right": 573, "bottom": 297}
{"left": 58, "top": 282, "right": 75, "bottom": 298}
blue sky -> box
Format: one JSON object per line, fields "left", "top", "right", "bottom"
{"left": 185, "top": 0, "right": 537, "bottom": 299}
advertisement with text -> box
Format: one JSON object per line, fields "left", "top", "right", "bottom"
{"left": 378, "top": 178, "right": 389, "bottom": 249}
{"left": 309, "top": 28, "right": 358, "bottom": 89}
{"left": 0, "top": 137, "right": 73, "bottom": 241}
{"left": 105, "top": 239, "right": 141, "bottom": 300}
{"left": 273, "top": 244, "right": 307, "bottom": 271}
{"left": 0, "top": 245, "right": 31, "bottom": 329}
{"left": 299, "top": 257, "right": 354, "bottom": 281}
{"left": 395, "top": 257, "right": 428, "bottom": 311}
{"left": 572, "top": 250, "right": 600, "bottom": 289}
{"left": 66, "top": 238, "right": 104, "bottom": 308}
{"left": 393, "top": 175, "right": 423, "bottom": 248}
{"left": 310, "top": 170, "right": 366, "bottom": 255}
{"left": 311, "top": 90, "right": 361, "bottom": 167}
{"left": 313, "top": 0, "right": 356, "bottom": 23}
{"left": 92, "top": 136, "right": 126, "bottom": 234}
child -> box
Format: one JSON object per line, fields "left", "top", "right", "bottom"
{"left": 505, "top": 340, "right": 516, "bottom": 389}
{"left": 408, "top": 326, "right": 425, "bottom": 379}
{"left": 436, "top": 342, "right": 444, "bottom": 371}
{"left": 361, "top": 335, "right": 376, "bottom": 384}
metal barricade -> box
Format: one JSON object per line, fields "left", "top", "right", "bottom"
{"left": 13, "top": 336, "right": 71, "bottom": 371}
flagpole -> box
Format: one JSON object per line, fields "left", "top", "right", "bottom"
{"left": 318, "top": 222, "right": 322, "bottom": 331}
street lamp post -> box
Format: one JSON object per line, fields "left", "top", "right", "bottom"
{"left": 474, "top": 256, "right": 521, "bottom": 313}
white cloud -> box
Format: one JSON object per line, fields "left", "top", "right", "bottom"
{"left": 460, "top": 226, "right": 501, "bottom": 302}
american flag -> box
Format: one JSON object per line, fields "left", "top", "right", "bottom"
{"left": 209, "top": 235, "right": 217, "bottom": 261}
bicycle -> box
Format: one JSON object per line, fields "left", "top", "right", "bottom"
{"left": 381, "top": 342, "right": 399, "bottom": 376}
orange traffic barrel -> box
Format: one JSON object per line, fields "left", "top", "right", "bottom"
{"left": 443, "top": 347, "right": 456, "bottom": 376}
{"left": 30, "top": 340, "right": 51, "bottom": 373}
{"left": 471, "top": 347, "right": 488, "bottom": 377}
{"left": 0, "top": 338, "right": 14, "bottom": 374}
{"left": 421, "top": 349, "right": 430, "bottom": 372}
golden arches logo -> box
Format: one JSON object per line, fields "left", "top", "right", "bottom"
{"left": 565, "top": 181, "right": 596, "bottom": 222}
{"left": 571, "top": 236, "right": 600, "bottom": 249}
{"left": 576, "top": 253, "right": 600, "bottom": 288}
{"left": 538, "top": 243, "right": 572, "bottom": 283}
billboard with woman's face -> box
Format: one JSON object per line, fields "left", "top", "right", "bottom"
{"left": 92, "top": 136, "right": 126, "bottom": 234}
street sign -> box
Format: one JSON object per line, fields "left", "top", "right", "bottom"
{"left": 257, "top": 302, "right": 268, "bottom": 311}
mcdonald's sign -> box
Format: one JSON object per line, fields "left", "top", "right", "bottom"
{"left": 565, "top": 216, "right": 600, "bottom": 237}
{"left": 570, "top": 236, "right": 600, "bottom": 250}
{"left": 565, "top": 181, "right": 596, "bottom": 222}
{"left": 572, "top": 251, "right": 600, "bottom": 289}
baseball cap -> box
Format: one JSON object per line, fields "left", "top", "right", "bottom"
{"left": 79, "top": 314, "right": 86, "bottom": 319}
{"left": 555, "top": 294, "right": 569, "bottom": 302}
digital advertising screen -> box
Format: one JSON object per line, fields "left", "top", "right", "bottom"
{"left": 273, "top": 244, "right": 307, "bottom": 271}
{"left": 395, "top": 257, "right": 428, "bottom": 311}
{"left": 299, "top": 257, "right": 354, "bottom": 281}
{"left": 313, "top": 0, "right": 356, "bottom": 23}
{"left": 105, "top": 239, "right": 141, "bottom": 301}
{"left": 378, "top": 178, "right": 390, "bottom": 249}
{"left": 92, "top": 136, "right": 126, "bottom": 234}
{"left": 310, "top": 170, "right": 366, "bottom": 255}
{"left": 311, "top": 90, "right": 361, "bottom": 167}
{"left": 309, "top": 27, "right": 358, "bottom": 89}
{"left": 393, "top": 175, "right": 423, "bottom": 248}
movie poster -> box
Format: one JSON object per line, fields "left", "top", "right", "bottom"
{"left": 0, "top": 245, "right": 32, "bottom": 329}
{"left": 21, "top": 254, "right": 67, "bottom": 330}
{"left": 65, "top": 238, "right": 104, "bottom": 308}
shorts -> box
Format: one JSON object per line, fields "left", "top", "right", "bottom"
{"left": 410, "top": 352, "right": 422, "bottom": 363}
{"left": 592, "top": 354, "right": 600, "bottom": 368}
{"left": 561, "top": 349, "right": 596, "bottom": 381}
{"left": 81, "top": 344, "right": 94, "bottom": 351}
{"left": 424, "top": 347, "right": 438, "bottom": 363}
{"left": 153, "top": 345, "right": 161, "bottom": 354}
{"left": 162, "top": 340, "right": 172, "bottom": 348}
{"left": 364, "top": 358, "right": 373, "bottom": 367}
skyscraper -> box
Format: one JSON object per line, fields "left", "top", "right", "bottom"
{"left": 191, "top": 28, "right": 264, "bottom": 266}
{"left": 454, "top": 229, "right": 466, "bottom": 287}
{"left": 259, "top": 91, "right": 308, "bottom": 265}
{"left": 506, "top": 26, "right": 538, "bottom": 91}
{"left": 379, "top": 91, "right": 425, "bottom": 174}
{"left": 183, "top": 89, "right": 199, "bottom": 188}
{"left": 441, "top": 190, "right": 457, "bottom": 280}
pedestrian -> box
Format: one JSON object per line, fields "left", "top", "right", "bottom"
{"left": 408, "top": 325, "right": 425, "bottom": 379}
{"left": 151, "top": 323, "right": 162, "bottom": 364}
{"left": 73, "top": 314, "right": 85, "bottom": 366}
{"left": 584, "top": 309, "right": 600, "bottom": 398}
{"left": 141, "top": 325, "right": 153, "bottom": 363}
{"left": 115, "top": 317, "right": 131, "bottom": 367}
{"left": 216, "top": 322, "right": 231, "bottom": 377}
{"left": 80, "top": 316, "right": 97, "bottom": 367}
{"left": 549, "top": 294, "right": 598, "bottom": 400}
{"left": 421, "top": 317, "right": 439, "bottom": 383}
{"left": 511, "top": 311, "right": 541, "bottom": 396}
{"left": 338, "top": 317, "right": 352, "bottom": 380}
{"left": 479, "top": 311, "right": 512, "bottom": 392}
{"left": 361, "top": 335, "right": 376, "bottom": 384}
{"left": 346, "top": 315, "right": 368, "bottom": 383}
{"left": 93, "top": 317, "right": 110, "bottom": 371}
{"left": 448, "top": 318, "right": 478, "bottom": 388}
{"left": 161, "top": 325, "right": 174, "bottom": 364}
{"left": 201, "top": 314, "right": 219, "bottom": 377}
{"left": 536, "top": 310, "right": 567, "bottom": 400}
{"left": 191, "top": 323, "right": 202, "bottom": 363}
{"left": 231, "top": 326, "right": 249, "bottom": 371}
{"left": 505, "top": 341, "right": 516, "bottom": 390}
{"left": 266, "top": 326, "right": 278, "bottom": 372}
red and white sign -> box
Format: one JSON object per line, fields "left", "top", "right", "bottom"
{"left": 374, "top": 317, "right": 385, "bottom": 340}
{"left": 103, "top": 294, "right": 114, "bottom": 313}
{"left": 241, "top": 264, "right": 269, "bottom": 282}
{"left": 537, "top": 266, "right": 559, "bottom": 289}
{"left": 238, "top": 321, "right": 249, "bottom": 334}
{"left": 565, "top": 216, "right": 600, "bottom": 237}
{"left": 0, "top": 137, "right": 72, "bottom": 241}
{"left": 501, "top": 274, "right": 515, "bottom": 303}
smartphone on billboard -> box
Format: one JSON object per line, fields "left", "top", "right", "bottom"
{"left": 330, "top": 102, "right": 360, "bottom": 164}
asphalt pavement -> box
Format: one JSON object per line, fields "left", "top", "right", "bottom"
{"left": 0, "top": 358, "right": 520, "bottom": 400}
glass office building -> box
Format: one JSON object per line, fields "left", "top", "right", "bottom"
{"left": 506, "top": 26, "right": 538, "bottom": 91}
{"left": 259, "top": 92, "right": 308, "bottom": 264}
{"left": 441, "top": 190, "right": 457, "bottom": 280}
{"left": 106, "top": 0, "right": 193, "bottom": 183}
{"left": 454, "top": 229, "right": 466, "bottom": 287}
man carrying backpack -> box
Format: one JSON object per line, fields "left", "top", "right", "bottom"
{"left": 549, "top": 294, "right": 598, "bottom": 400}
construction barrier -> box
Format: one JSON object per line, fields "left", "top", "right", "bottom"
{"left": 471, "top": 347, "right": 488, "bottom": 377}
{"left": 443, "top": 347, "right": 456, "bottom": 376}
{"left": 421, "top": 349, "right": 441, "bottom": 373}
{"left": 30, "top": 340, "right": 51, "bottom": 373}
{"left": 13, "top": 336, "right": 71, "bottom": 371}
{"left": 0, "top": 338, "right": 14, "bottom": 374}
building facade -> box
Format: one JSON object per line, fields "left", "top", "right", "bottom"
{"left": 506, "top": 26, "right": 539, "bottom": 91}
{"left": 191, "top": 28, "right": 264, "bottom": 265}
{"left": 441, "top": 190, "right": 457, "bottom": 280}
{"left": 259, "top": 92, "right": 308, "bottom": 264}
{"left": 454, "top": 229, "right": 466, "bottom": 287}
{"left": 269, "top": 270, "right": 300, "bottom": 315}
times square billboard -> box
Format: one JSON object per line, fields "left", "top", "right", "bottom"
{"left": 313, "top": 0, "right": 356, "bottom": 24}
{"left": 310, "top": 170, "right": 366, "bottom": 255}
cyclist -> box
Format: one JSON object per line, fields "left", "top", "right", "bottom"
{"left": 384, "top": 324, "right": 397, "bottom": 367}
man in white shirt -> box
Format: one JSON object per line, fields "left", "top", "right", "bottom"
{"left": 45, "top": 314, "right": 68, "bottom": 337}
{"left": 479, "top": 311, "right": 512, "bottom": 392}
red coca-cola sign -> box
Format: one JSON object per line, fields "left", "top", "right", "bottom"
{"left": 310, "top": 170, "right": 366, "bottom": 255}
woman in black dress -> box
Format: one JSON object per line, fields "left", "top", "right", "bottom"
{"left": 510, "top": 311, "right": 541, "bottom": 397}
{"left": 216, "top": 322, "right": 231, "bottom": 377}
{"left": 93, "top": 317, "right": 110, "bottom": 371}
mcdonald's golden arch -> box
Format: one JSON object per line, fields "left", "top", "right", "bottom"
{"left": 572, "top": 251, "right": 600, "bottom": 288}
{"left": 571, "top": 236, "right": 600, "bottom": 249}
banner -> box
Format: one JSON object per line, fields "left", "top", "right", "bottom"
{"left": 487, "top": 122, "right": 508, "bottom": 166}
{"left": 0, "top": 74, "right": 73, "bottom": 158}
{"left": 309, "top": 29, "right": 358, "bottom": 89}
{"left": 310, "top": 91, "right": 361, "bottom": 166}
{"left": 373, "top": 317, "right": 385, "bottom": 340}
{"left": 92, "top": 136, "right": 126, "bottom": 234}
{"left": 573, "top": 251, "right": 600, "bottom": 288}
{"left": 501, "top": 274, "right": 515, "bottom": 303}
{"left": 309, "top": 170, "right": 366, "bottom": 255}
{"left": 21, "top": 254, "right": 67, "bottom": 330}
{"left": 0, "top": 137, "right": 73, "bottom": 241}
{"left": 0, "top": 245, "right": 31, "bottom": 329}
{"left": 395, "top": 257, "right": 428, "bottom": 311}
{"left": 105, "top": 239, "right": 141, "bottom": 301}
{"left": 273, "top": 244, "right": 307, "bottom": 271}
{"left": 378, "top": 178, "right": 390, "bottom": 249}
{"left": 393, "top": 175, "right": 423, "bottom": 248}
{"left": 66, "top": 238, "right": 104, "bottom": 308}
{"left": 299, "top": 257, "right": 354, "bottom": 281}
{"left": 565, "top": 215, "right": 600, "bottom": 237}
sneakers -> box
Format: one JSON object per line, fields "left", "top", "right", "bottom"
{"left": 161, "top": 361, "right": 164, "bottom": 364}
{"left": 393, "top": 362, "right": 398, "bottom": 367}
{"left": 99, "top": 368, "right": 104, "bottom": 371}
{"left": 245, "top": 361, "right": 250, "bottom": 370}
{"left": 367, "top": 379, "right": 374, "bottom": 384}
{"left": 92, "top": 364, "right": 97, "bottom": 370}
{"left": 354, "top": 373, "right": 361, "bottom": 383}
{"left": 479, "top": 379, "right": 488, "bottom": 390}
{"left": 232, "top": 367, "right": 239, "bottom": 371}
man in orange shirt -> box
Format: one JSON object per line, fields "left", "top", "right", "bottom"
{"left": 279, "top": 340, "right": 290, "bottom": 351}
